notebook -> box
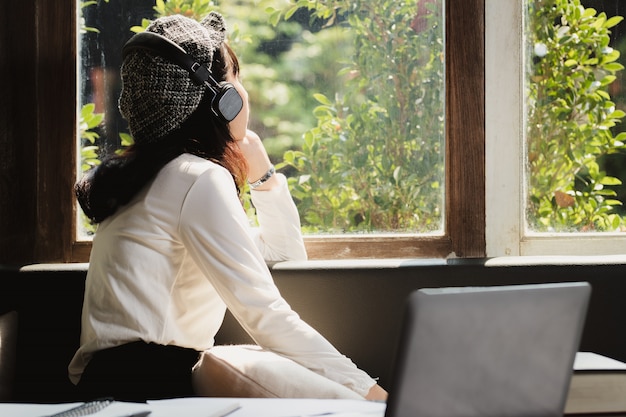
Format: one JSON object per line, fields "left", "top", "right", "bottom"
{"left": 384, "top": 282, "right": 591, "bottom": 417}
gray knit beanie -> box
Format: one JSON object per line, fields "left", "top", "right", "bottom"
{"left": 119, "top": 12, "right": 227, "bottom": 145}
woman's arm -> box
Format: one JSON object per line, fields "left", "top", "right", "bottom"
{"left": 236, "top": 130, "right": 278, "bottom": 191}
{"left": 237, "top": 130, "right": 307, "bottom": 261}
{"left": 366, "top": 383, "right": 388, "bottom": 401}
{"left": 178, "top": 167, "right": 378, "bottom": 397}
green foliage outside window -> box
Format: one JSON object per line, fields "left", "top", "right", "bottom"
{"left": 79, "top": 0, "right": 446, "bottom": 235}
{"left": 78, "top": 0, "right": 626, "bottom": 237}
{"left": 276, "top": 0, "right": 445, "bottom": 233}
{"left": 526, "top": 0, "right": 626, "bottom": 231}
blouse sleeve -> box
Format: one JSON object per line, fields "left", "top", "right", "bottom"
{"left": 177, "top": 167, "right": 376, "bottom": 397}
{"left": 248, "top": 173, "right": 307, "bottom": 262}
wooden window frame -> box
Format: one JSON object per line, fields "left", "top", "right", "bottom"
{"left": 485, "top": 0, "right": 626, "bottom": 257}
{"left": 0, "top": 0, "right": 79, "bottom": 265}
{"left": 0, "top": 0, "right": 485, "bottom": 264}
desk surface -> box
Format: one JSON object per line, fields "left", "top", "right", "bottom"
{"left": 1, "top": 398, "right": 623, "bottom": 417}
{"left": 0, "top": 398, "right": 385, "bottom": 417}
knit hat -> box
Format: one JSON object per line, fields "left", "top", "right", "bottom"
{"left": 119, "top": 12, "right": 227, "bottom": 145}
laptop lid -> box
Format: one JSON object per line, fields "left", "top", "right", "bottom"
{"left": 384, "top": 282, "right": 591, "bottom": 417}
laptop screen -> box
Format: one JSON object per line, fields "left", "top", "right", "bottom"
{"left": 384, "top": 282, "right": 591, "bottom": 417}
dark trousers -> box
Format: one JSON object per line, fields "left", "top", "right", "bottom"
{"left": 77, "top": 341, "right": 201, "bottom": 402}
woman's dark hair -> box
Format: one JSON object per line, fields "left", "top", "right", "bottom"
{"left": 76, "top": 43, "right": 247, "bottom": 224}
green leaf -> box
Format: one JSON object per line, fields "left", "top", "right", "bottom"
{"left": 268, "top": 9, "right": 281, "bottom": 27}
{"left": 313, "top": 93, "right": 333, "bottom": 105}
{"left": 603, "top": 62, "right": 624, "bottom": 72}
{"left": 604, "top": 16, "right": 623, "bottom": 28}
{"left": 284, "top": 6, "right": 299, "bottom": 21}
{"left": 564, "top": 59, "right": 578, "bottom": 67}
{"left": 119, "top": 132, "right": 134, "bottom": 147}
{"left": 600, "top": 176, "right": 622, "bottom": 186}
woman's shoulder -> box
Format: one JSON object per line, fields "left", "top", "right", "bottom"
{"left": 154, "top": 153, "right": 235, "bottom": 198}
{"left": 165, "top": 153, "right": 229, "bottom": 178}
{"left": 143, "top": 153, "right": 235, "bottom": 211}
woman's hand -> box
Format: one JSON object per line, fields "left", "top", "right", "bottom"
{"left": 365, "top": 383, "right": 388, "bottom": 401}
{"left": 236, "top": 130, "right": 278, "bottom": 191}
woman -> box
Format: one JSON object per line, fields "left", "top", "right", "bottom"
{"left": 69, "top": 12, "right": 387, "bottom": 402}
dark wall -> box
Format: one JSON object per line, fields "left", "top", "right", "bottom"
{"left": 220, "top": 259, "right": 626, "bottom": 389}
{"left": 0, "top": 265, "right": 86, "bottom": 403}
{"left": 2, "top": 258, "right": 626, "bottom": 403}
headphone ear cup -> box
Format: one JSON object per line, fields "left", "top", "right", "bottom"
{"left": 210, "top": 82, "right": 244, "bottom": 122}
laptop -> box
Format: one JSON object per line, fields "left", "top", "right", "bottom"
{"left": 384, "top": 282, "right": 591, "bottom": 417}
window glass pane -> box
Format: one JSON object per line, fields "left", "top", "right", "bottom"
{"left": 77, "top": 0, "right": 445, "bottom": 238}
{"left": 525, "top": 0, "right": 626, "bottom": 232}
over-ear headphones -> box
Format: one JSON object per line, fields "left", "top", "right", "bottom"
{"left": 122, "top": 31, "right": 243, "bottom": 123}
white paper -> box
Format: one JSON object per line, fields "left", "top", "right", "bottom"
{"left": 1, "top": 401, "right": 151, "bottom": 417}
{"left": 0, "top": 403, "right": 83, "bottom": 417}
{"left": 574, "top": 351, "right": 626, "bottom": 371}
{"left": 147, "top": 398, "right": 386, "bottom": 417}
{"left": 0, "top": 398, "right": 386, "bottom": 417}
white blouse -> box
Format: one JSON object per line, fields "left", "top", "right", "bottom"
{"left": 68, "top": 153, "right": 376, "bottom": 396}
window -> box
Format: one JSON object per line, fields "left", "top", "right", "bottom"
{"left": 1, "top": 0, "right": 482, "bottom": 263}
{"left": 72, "top": 0, "right": 485, "bottom": 261}
{"left": 79, "top": 0, "right": 446, "bottom": 236}
{"left": 9, "top": 0, "right": 626, "bottom": 264}
{"left": 486, "top": 0, "right": 626, "bottom": 256}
